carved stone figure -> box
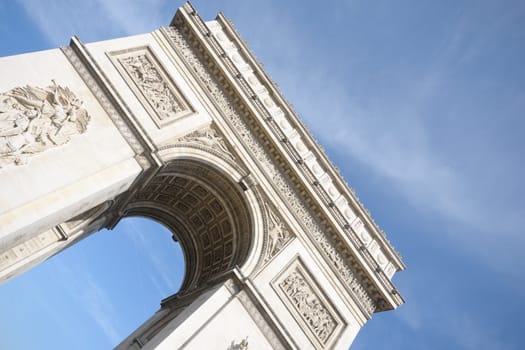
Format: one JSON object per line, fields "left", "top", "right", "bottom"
{"left": 227, "top": 337, "right": 248, "bottom": 350}
{"left": 280, "top": 269, "right": 337, "bottom": 344}
{"left": 179, "top": 126, "right": 233, "bottom": 157}
{"left": 265, "top": 204, "right": 293, "bottom": 262}
{"left": 120, "top": 54, "right": 185, "bottom": 120}
{"left": 0, "top": 80, "right": 90, "bottom": 167}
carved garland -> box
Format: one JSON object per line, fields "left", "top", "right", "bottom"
{"left": 162, "top": 25, "right": 377, "bottom": 315}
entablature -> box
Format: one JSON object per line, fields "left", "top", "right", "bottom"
{"left": 208, "top": 13, "right": 405, "bottom": 275}
{"left": 162, "top": 2, "right": 405, "bottom": 314}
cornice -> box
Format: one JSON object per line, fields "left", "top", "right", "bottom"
{"left": 214, "top": 13, "right": 405, "bottom": 272}
{"left": 163, "top": 4, "right": 404, "bottom": 314}
{"left": 205, "top": 13, "right": 405, "bottom": 304}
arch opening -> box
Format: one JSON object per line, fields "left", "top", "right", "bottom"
{"left": 0, "top": 153, "right": 265, "bottom": 349}
{"left": 0, "top": 216, "right": 185, "bottom": 350}
{"left": 122, "top": 158, "right": 255, "bottom": 295}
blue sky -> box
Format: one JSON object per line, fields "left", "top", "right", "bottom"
{"left": 1, "top": 1, "right": 524, "bottom": 349}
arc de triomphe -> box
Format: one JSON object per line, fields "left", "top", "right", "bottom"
{"left": 0, "top": 3, "right": 405, "bottom": 349}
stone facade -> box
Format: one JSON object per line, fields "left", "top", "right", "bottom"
{"left": 0, "top": 2, "right": 405, "bottom": 349}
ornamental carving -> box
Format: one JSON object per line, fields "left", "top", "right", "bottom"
{"left": 0, "top": 81, "right": 90, "bottom": 167}
{"left": 163, "top": 26, "right": 377, "bottom": 314}
{"left": 227, "top": 337, "right": 249, "bottom": 350}
{"left": 0, "top": 229, "right": 60, "bottom": 276}
{"left": 178, "top": 126, "right": 234, "bottom": 159}
{"left": 277, "top": 264, "right": 339, "bottom": 346}
{"left": 114, "top": 47, "right": 192, "bottom": 127}
{"left": 264, "top": 203, "right": 293, "bottom": 263}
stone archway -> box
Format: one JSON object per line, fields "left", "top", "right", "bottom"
{"left": 121, "top": 157, "right": 260, "bottom": 295}
{"left": 0, "top": 3, "right": 405, "bottom": 348}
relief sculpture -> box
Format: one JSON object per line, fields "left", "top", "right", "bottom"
{"left": 116, "top": 49, "right": 192, "bottom": 127}
{"left": 264, "top": 204, "right": 293, "bottom": 262}
{"left": 178, "top": 126, "right": 234, "bottom": 158}
{"left": 227, "top": 337, "right": 249, "bottom": 350}
{"left": 279, "top": 268, "right": 338, "bottom": 345}
{"left": 0, "top": 80, "right": 90, "bottom": 167}
{"left": 120, "top": 54, "right": 184, "bottom": 120}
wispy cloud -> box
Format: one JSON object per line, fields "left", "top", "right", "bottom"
{"left": 15, "top": 0, "right": 169, "bottom": 46}
{"left": 232, "top": 1, "right": 525, "bottom": 288}
{"left": 450, "top": 314, "right": 513, "bottom": 350}
{"left": 54, "top": 261, "right": 122, "bottom": 345}
{"left": 394, "top": 300, "right": 515, "bottom": 350}
{"left": 96, "top": 0, "right": 170, "bottom": 35}
{"left": 122, "top": 218, "right": 183, "bottom": 294}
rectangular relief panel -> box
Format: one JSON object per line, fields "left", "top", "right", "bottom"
{"left": 272, "top": 257, "right": 345, "bottom": 349}
{"left": 109, "top": 46, "right": 193, "bottom": 128}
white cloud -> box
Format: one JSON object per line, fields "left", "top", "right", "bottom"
{"left": 45, "top": 260, "right": 125, "bottom": 344}
{"left": 15, "top": 0, "right": 168, "bottom": 46}
{"left": 448, "top": 312, "right": 512, "bottom": 350}
{"left": 122, "top": 218, "right": 182, "bottom": 294}
{"left": 54, "top": 261, "right": 122, "bottom": 345}
{"left": 82, "top": 277, "right": 122, "bottom": 344}
{"left": 220, "top": 1, "right": 525, "bottom": 294}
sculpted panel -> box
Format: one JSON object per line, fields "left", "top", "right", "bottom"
{"left": 273, "top": 259, "right": 343, "bottom": 348}
{"left": 0, "top": 81, "right": 90, "bottom": 167}
{"left": 111, "top": 47, "right": 193, "bottom": 128}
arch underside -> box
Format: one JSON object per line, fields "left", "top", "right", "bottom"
{"left": 123, "top": 159, "right": 253, "bottom": 294}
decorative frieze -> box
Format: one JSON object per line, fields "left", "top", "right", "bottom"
{"left": 0, "top": 81, "right": 90, "bottom": 168}
{"left": 162, "top": 24, "right": 378, "bottom": 315}
{"left": 204, "top": 20, "right": 403, "bottom": 287}
{"left": 111, "top": 46, "right": 193, "bottom": 128}
{"left": 273, "top": 259, "right": 342, "bottom": 348}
